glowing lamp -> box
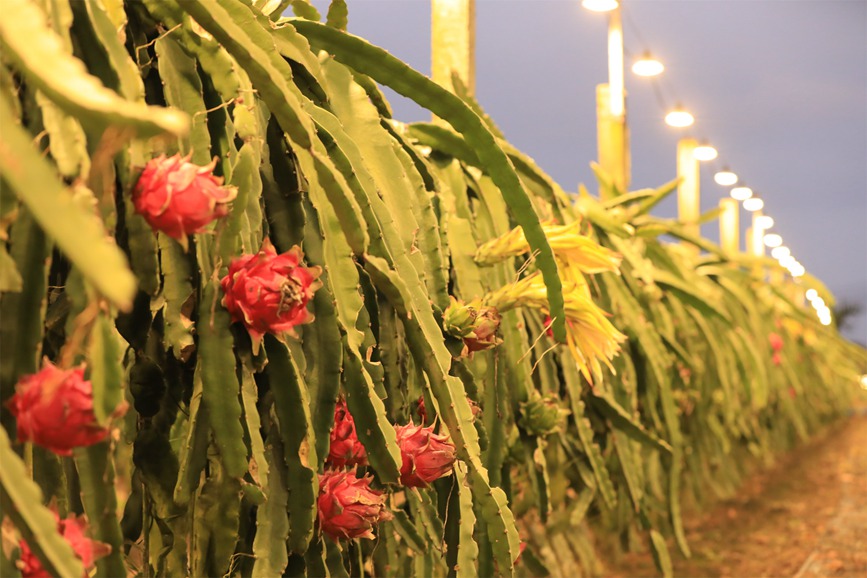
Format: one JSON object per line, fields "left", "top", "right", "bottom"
{"left": 582, "top": 0, "right": 619, "bottom": 12}
{"left": 693, "top": 145, "right": 718, "bottom": 161}
{"left": 743, "top": 197, "right": 763, "bottom": 212}
{"left": 763, "top": 234, "right": 782, "bottom": 248}
{"left": 665, "top": 107, "right": 694, "bottom": 128}
{"left": 805, "top": 289, "right": 818, "bottom": 301}
{"left": 771, "top": 246, "right": 790, "bottom": 260}
{"left": 714, "top": 169, "right": 738, "bottom": 186}
{"left": 819, "top": 311, "right": 832, "bottom": 326}
{"left": 730, "top": 186, "right": 753, "bottom": 201}
{"left": 632, "top": 52, "right": 664, "bottom": 77}
{"left": 755, "top": 215, "right": 774, "bottom": 229}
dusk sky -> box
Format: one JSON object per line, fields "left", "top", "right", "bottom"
{"left": 305, "top": 0, "right": 867, "bottom": 343}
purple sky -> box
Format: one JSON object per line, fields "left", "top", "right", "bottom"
{"left": 305, "top": 1, "right": 867, "bottom": 343}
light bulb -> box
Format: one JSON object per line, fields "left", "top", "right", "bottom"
{"left": 755, "top": 215, "right": 774, "bottom": 229}
{"left": 632, "top": 52, "right": 664, "bottom": 77}
{"left": 714, "top": 169, "right": 738, "bottom": 186}
{"left": 771, "top": 246, "right": 790, "bottom": 260}
{"left": 790, "top": 264, "right": 805, "bottom": 278}
{"left": 743, "top": 197, "right": 764, "bottom": 212}
{"left": 812, "top": 297, "right": 826, "bottom": 309}
{"left": 730, "top": 186, "right": 753, "bottom": 201}
{"left": 860, "top": 374, "right": 867, "bottom": 390}
{"left": 805, "top": 289, "right": 818, "bottom": 301}
{"left": 763, "top": 234, "right": 782, "bottom": 248}
{"left": 665, "top": 107, "right": 694, "bottom": 128}
{"left": 582, "top": 0, "right": 619, "bottom": 12}
{"left": 693, "top": 145, "right": 718, "bottom": 161}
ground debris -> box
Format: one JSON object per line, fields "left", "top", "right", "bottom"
{"left": 608, "top": 413, "right": 867, "bottom": 578}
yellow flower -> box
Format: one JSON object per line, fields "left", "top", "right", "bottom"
{"left": 556, "top": 258, "right": 592, "bottom": 293}
{"left": 482, "top": 272, "right": 626, "bottom": 384}
{"left": 474, "top": 220, "right": 622, "bottom": 275}
{"left": 561, "top": 294, "right": 627, "bottom": 384}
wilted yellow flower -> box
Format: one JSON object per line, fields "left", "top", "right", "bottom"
{"left": 556, "top": 258, "right": 592, "bottom": 293}
{"left": 482, "top": 272, "right": 546, "bottom": 313}
{"left": 482, "top": 272, "right": 626, "bottom": 384}
{"left": 561, "top": 294, "right": 627, "bottom": 384}
{"left": 474, "top": 220, "right": 622, "bottom": 275}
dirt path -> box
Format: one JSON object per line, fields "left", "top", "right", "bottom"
{"left": 793, "top": 413, "right": 867, "bottom": 578}
{"left": 610, "top": 412, "right": 867, "bottom": 578}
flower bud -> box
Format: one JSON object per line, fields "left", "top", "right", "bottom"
{"left": 326, "top": 399, "right": 367, "bottom": 468}
{"left": 394, "top": 422, "right": 457, "bottom": 487}
{"left": 133, "top": 154, "right": 236, "bottom": 243}
{"left": 443, "top": 298, "right": 502, "bottom": 355}
{"left": 17, "top": 509, "right": 110, "bottom": 578}
{"left": 7, "top": 361, "right": 121, "bottom": 456}
{"left": 220, "top": 239, "right": 322, "bottom": 349}
{"left": 318, "top": 470, "right": 392, "bottom": 540}
{"left": 442, "top": 297, "right": 477, "bottom": 338}
{"left": 519, "top": 394, "right": 569, "bottom": 437}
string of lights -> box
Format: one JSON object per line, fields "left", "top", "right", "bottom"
{"left": 581, "top": 0, "right": 830, "bottom": 325}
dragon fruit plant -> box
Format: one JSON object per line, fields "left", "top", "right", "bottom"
{"left": 0, "top": 1, "right": 863, "bottom": 577}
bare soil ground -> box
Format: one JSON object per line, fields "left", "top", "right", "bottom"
{"left": 608, "top": 411, "right": 867, "bottom": 578}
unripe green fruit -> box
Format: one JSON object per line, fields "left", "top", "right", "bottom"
{"left": 519, "top": 394, "right": 569, "bottom": 437}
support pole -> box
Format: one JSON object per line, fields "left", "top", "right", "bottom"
{"left": 749, "top": 211, "right": 766, "bottom": 278}
{"left": 596, "top": 85, "right": 630, "bottom": 198}
{"left": 431, "top": 0, "right": 475, "bottom": 96}
{"left": 719, "top": 198, "right": 739, "bottom": 255}
{"left": 595, "top": 7, "right": 629, "bottom": 198}
{"left": 750, "top": 211, "right": 766, "bottom": 258}
{"left": 677, "top": 138, "right": 700, "bottom": 252}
